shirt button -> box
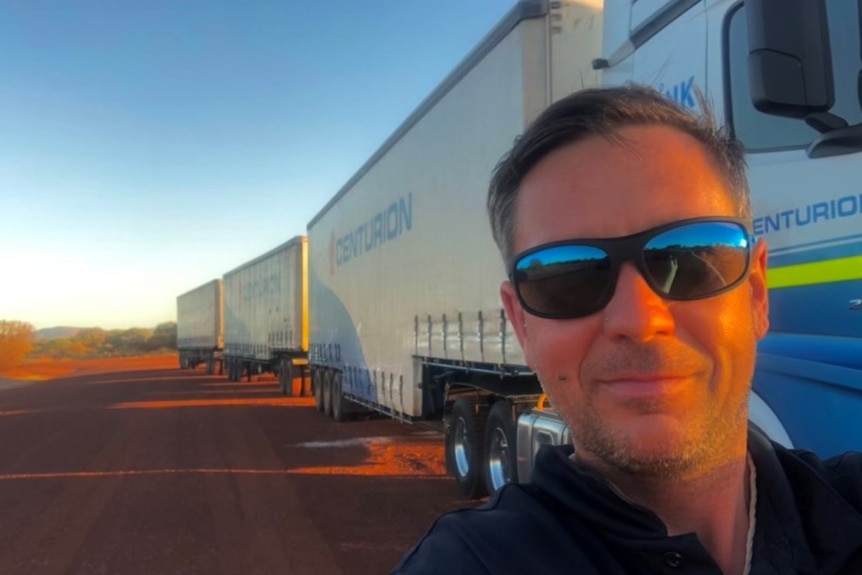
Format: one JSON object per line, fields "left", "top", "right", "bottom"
{"left": 663, "top": 551, "right": 684, "bottom": 568}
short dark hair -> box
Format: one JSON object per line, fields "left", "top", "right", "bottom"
{"left": 487, "top": 84, "right": 751, "bottom": 263}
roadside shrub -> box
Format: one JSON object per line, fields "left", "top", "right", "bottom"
{"left": 0, "top": 320, "right": 34, "bottom": 371}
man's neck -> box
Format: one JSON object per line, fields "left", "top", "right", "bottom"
{"left": 576, "top": 451, "right": 752, "bottom": 575}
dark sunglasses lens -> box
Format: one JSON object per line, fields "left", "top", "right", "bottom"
{"left": 643, "top": 222, "right": 751, "bottom": 299}
{"left": 514, "top": 245, "right": 611, "bottom": 317}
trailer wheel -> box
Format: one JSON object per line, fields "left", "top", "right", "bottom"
{"left": 300, "top": 367, "right": 312, "bottom": 397}
{"left": 313, "top": 369, "right": 324, "bottom": 411}
{"left": 206, "top": 358, "right": 214, "bottom": 376}
{"left": 289, "top": 362, "right": 303, "bottom": 397}
{"left": 332, "top": 372, "right": 349, "bottom": 422}
{"left": 448, "top": 398, "right": 488, "bottom": 500}
{"left": 322, "top": 370, "right": 334, "bottom": 417}
{"left": 279, "top": 359, "right": 290, "bottom": 396}
{"left": 484, "top": 401, "right": 519, "bottom": 495}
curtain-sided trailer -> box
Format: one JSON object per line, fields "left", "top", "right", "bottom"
{"left": 222, "top": 236, "right": 311, "bottom": 396}
{"left": 306, "top": 0, "right": 862, "bottom": 500}
{"left": 175, "top": 0, "right": 862, "bottom": 500}
{"left": 306, "top": 0, "right": 602, "bottom": 499}
{"left": 176, "top": 279, "right": 224, "bottom": 375}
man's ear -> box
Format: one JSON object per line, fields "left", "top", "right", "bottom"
{"left": 500, "top": 280, "right": 532, "bottom": 364}
{"left": 749, "top": 238, "right": 770, "bottom": 339}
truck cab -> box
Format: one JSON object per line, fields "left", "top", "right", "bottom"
{"left": 518, "top": 0, "right": 862, "bottom": 468}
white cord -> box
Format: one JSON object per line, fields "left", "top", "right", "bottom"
{"left": 742, "top": 453, "right": 757, "bottom": 575}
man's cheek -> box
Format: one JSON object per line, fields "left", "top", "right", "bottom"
{"left": 523, "top": 334, "right": 549, "bottom": 373}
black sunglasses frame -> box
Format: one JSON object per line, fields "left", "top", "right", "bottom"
{"left": 508, "top": 216, "right": 756, "bottom": 319}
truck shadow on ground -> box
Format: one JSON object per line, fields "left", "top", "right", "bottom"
{"left": 0, "top": 365, "right": 476, "bottom": 575}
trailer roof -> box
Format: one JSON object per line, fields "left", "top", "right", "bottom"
{"left": 222, "top": 235, "right": 307, "bottom": 278}
{"left": 307, "top": 0, "right": 549, "bottom": 230}
{"left": 176, "top": 278, "right": 222, "bottom": 300}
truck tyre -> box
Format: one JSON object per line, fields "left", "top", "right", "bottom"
{"left": 206, "top": 358, "right": 214, "bottom": 376}
{"left": 278, "top": 363, "right": 288, "bottom": 395}
{"left": 448, "top": 397, "right": 488, "bottom": 500}
{"left": 289, "top": 363, "right": 303, "bottom": 397}
{"left": 280, "top": 360, "right": 303, "bottom": 397}
{"left": 301, "top": 367, "right": 312, "bottom": 397}
{"left": 313, "top": 369, "right": 324, "bottom": 411}
{"left": 322, "top": 370, "right": 334, "bottom": 417}
{"left": 332, "top": 372, "right": 349, "bottom": 422}
{"left": 483, "top": 401, "right": 519, "bottom": 495}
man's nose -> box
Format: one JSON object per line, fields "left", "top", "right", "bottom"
{"left": 602, "top": 263, "right": 676, "bottom": 341}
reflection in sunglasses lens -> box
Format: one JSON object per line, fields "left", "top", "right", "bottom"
{"left": 517, "top": 247, "right": 610, "bottom": 318}
{"left": 645, "top": 223, "right": 749, "bottom": 299}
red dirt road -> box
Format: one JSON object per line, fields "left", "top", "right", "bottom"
{"left": 0, "top": 357, "right": 470, "bottom": 574}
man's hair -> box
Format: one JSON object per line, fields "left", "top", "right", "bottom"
{"left": 487, "top": 84, "right": 751, "bottom": 263}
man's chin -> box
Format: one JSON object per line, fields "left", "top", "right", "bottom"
{"left": 624, "top": 413, "right": 691, "bottom": 446}
{"left": 606, "top": 436, "right": 702, "bottom": 478}
{"left": 577, "top": 415, "right": 706, "bottom": 477}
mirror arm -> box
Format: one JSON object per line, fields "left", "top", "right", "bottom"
{"left": 807, "top": 123, "right": 862, "bottom": 158}
{"left": 804, "top": 112, "right": 849, "bottom": 134}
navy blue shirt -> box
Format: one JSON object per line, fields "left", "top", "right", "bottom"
{"left": 393, "top": 430, "right": 862, "bottom": 574}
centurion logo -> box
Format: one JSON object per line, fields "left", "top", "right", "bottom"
{"left": 330, "top": 193, "right": 413, "bottom": 272}
{"left": 754, "top": 193, "right": 862, "bottom": 235}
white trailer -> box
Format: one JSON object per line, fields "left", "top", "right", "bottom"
{"left": 307, "top": 0, "right": 602, "bottom": 498}
{"left": 176, "top": 279, "right": 224, "bottom": 375}
{"left": 309, "top": 0, "right": 862, "bottom": 501}
{"left": 223, "top": 236, "right": 310, "bottom": 396}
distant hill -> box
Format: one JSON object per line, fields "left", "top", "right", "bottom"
{"left": 34, "top": 326, "right": 84, "bottom": 340}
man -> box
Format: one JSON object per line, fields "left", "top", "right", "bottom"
{"left": 392, "top": 85, "right": 862, "bottom": 574}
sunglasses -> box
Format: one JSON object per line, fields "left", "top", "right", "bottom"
{"left": 509, "top": 217, "right": 755, "bottom": 319}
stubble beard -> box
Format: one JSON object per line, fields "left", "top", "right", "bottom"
{"left": 567, "top": 389, "right": 750, "bottom": 480}
{"left": 533, "top": 332, "right": 755, "bottom": 479}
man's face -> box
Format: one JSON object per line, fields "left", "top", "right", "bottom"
{"left": 500, "top": 125, "right": 770, "bottom": 478}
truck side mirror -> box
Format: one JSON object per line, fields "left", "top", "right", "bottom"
{"left": 745, "top": 0, "right": 834, "bottom": 118}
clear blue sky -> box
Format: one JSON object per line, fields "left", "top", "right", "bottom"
{"left": 0, "top": 0, "right": 516, "bottom": 330}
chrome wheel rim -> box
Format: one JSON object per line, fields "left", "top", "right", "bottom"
{"left": 488, "top": 426, "right": 511, "bottom": 490}
{"left": 453, "top": 416, "right": 470, "bottom": 478}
